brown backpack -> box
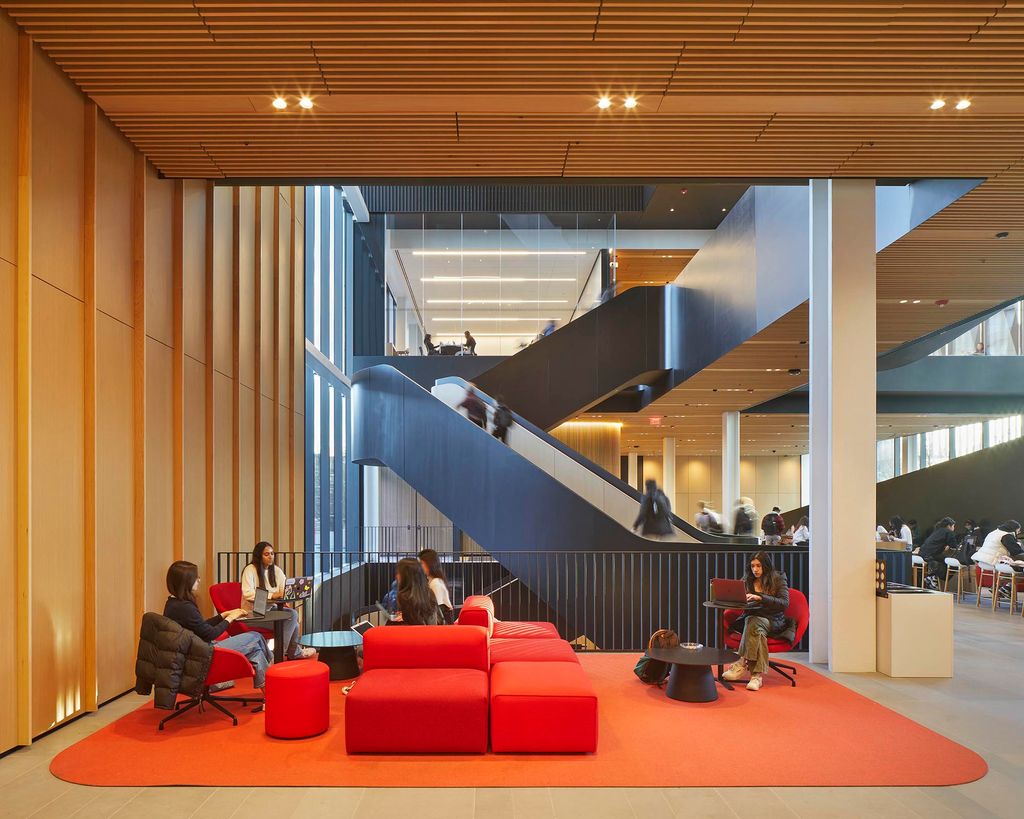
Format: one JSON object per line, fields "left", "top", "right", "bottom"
{"left": 633, "top": 629, "right": 680, "bottom": 685}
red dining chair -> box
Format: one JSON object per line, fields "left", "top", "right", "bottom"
{"left": 159, "top": 645, "right": 262, "bottom": 730}
{"left": 722, "top": 588, "right": 810, "bottom": 687}
{"left": 209, "top": 581, "right": 273, "bottom": 640}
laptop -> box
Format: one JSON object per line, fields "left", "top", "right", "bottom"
{"left": 282, "top": 576, "right": 313, "bottom": 602}
{"left": 711, "top": 578, "right": 748, "bottom": 605}
{"left": 241, "top": 587, "right": 269, "bottom": 619}
{"left": 350, "top": 620, "right": 374, "bottom": 637}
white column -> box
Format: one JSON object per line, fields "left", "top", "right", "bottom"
{"left": 662, "top": 437, "right": 676, "bottom": 509}
{"left": 808, "top": 178, "right": 877, "bottom": 672}
{"left": 722, "top": 412, "right": 740, "bottom": 531}
{"left": 627, "top": 452, "right": 639, "bottom": 490}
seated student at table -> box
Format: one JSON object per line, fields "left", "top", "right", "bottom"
{"left": 418, "top": 548, "right": 454, "bottom": 624}
{"left": 722, "top": 551, "right": 793, "bottom": 692}
{"left": 389, "top": 558, "right": 441, "bottom": 625}
{"left": 789, "top": 516, "right": 810, "bottom": 546}
{"left": 919, "top": 517, "right": 957, "bottom": 588}
{"left": 240, "top": 541, "right": 315, "bottom": 660}
{"left": 163, "top": 560, "right": 272, "bottom": 689}
{"left": 972, "top": 520, "right": 1024, "bottom": 571}
{"left": 423, "top": 333, "right": 437, "bottom": 355}
{"left": 888, "top": 516, "right": 914, "bottom": 550}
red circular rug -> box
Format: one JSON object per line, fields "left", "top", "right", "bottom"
{"left": 51, "top": 653, "right": 987, "bottom": 787}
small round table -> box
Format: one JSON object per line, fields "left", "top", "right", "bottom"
{"left": 297, "top": 631, "right": 362, "bottom": 680}
{"left": 647, "top": 645, "right": 740, "bottom": 702}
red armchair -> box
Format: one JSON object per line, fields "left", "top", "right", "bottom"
{"left": 209, "top": 581, "right": 273, "bottom": 641}
{"left": 722, "top": 588, "right": 809, "bottom": 687}
{"left": 159, "top": 645, "right": 262, "bottom": 730}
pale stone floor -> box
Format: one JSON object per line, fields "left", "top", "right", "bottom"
{"left": 2, "top": 601, "right": 1022, "bottom": 818}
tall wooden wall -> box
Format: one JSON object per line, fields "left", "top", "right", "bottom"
{"left": 0, "top": 17, "right": 306, "bottom": 751}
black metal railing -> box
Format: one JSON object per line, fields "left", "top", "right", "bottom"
{"left": 217, "top": 545, "right": 810, "bottom": 652}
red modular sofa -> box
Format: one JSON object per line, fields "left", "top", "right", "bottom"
{"left": 345, "top": 596, "right": 598, "bottom": 754}
{"left": 345, "top": 626, "right": 490, "bottom": 753}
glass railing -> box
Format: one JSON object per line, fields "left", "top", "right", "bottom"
{"left": 930, "top": 299, "right": 1023, "bottom": 357}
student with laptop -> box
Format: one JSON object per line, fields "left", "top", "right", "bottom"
{"left": 721, "top": 550, "right": 792, "bottom": 692}
{"left": 240, "top": 541, "right": 315, "bottom": 660}
{"left": 389, "top": 558, "right": 442, "bottom": 625}
{"left": 163, "top": 560, "right": 272, "bottom": 689}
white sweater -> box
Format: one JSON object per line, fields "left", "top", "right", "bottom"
{"left": 240, "top": 563, "right": 287, "bottom": 612}
{"left": 428, "top": 577, "right": 452, "bottom": 610}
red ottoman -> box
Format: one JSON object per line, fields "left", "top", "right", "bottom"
{"left": 491, "top": 621, "right": 560, "bottom": 640}
{"left": 264, "top": 661, "right": 330, "bottom": 739}
{"left": 490, "top": 661, "right": 598, "bottom": 753}
{"left": 489, "top": 638, "right": 579, "bottom": 665}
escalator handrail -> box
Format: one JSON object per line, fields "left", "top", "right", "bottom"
{"left": 434, "top": 375, "right": 756, "bottom": 546}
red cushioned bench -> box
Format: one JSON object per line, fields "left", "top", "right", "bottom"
{"left": 490, "top": 661, "right": 598, "bottom": 753}
{"left": 345, "top": 626, "right": 489, "bottom": 754}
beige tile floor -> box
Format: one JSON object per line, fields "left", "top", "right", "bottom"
{"left": 2, "top": 601, "right": 1022, "bottom": 818}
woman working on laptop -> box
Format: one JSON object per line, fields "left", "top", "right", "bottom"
{"left": 240, "top": 542, "right": 315, "bottom": 660}
{"left": 722, "top": 550, "right": 793, "bottom": 692}
{"left": 163, "top": 560, "right": 271, "bottom": 689}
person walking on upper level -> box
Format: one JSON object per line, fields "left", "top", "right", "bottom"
{"left": 458, "top": 384, "right": 487, "bottom": 428}
{"left": 463, "top": 330, "right": 477, "bottom": 355}
{"left": 633, "top": 479, "right": 674, "bottom": 538}
{"left": 761, "top": 507, "right": 785, "bottom": 545}
{"left": 733, "top": 497, "right": 758, "bottom": 537}
{"left": 491, "top": 395, "right": 513, "bottom": 444}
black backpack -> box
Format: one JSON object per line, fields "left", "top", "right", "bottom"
{"left": 761, "top": 512, "right": 783, "bottom": 535}
{"left": 493, "top": 404, "right": 513, "bottom": 430}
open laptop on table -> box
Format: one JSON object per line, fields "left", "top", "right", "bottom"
{"left": 710, "top": 578, "right": 750, "bottom": 606}
{"left": 281, "top": 576, "right": 313, "bottom": 602}
{"left": 238, "top": 587, "right": 269, "bottom": 619}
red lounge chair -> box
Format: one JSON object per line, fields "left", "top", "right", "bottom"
{"left": 721, "top": 588, "right": 809, "bottom": 687}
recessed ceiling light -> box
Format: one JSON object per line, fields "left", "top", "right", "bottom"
{"left": 299, "top": 96, "right": 314, "bottom": 109}
{"left": 669, "top": 207, "right": 675, "bottom": 212}
{"left": 955, "top": 99, "right": 971, "bottom": 110}
{"left": 930, "top": 99, "right": 946, "bottom": 110}
{"left": 597, "top": 96, "right": 612, "bottom": 109}
{"left": 912, "top": 299, "right": 921, "bottom": 304}
{"left": 272, "top": 97, "right": 287, "bottom": 110}
{"left": 899, "top": 299, "right": 908, "bottom": 304}
{"left": 721, "top": 208, "right": 727, "bottom": 212}
{"left": 623, "top": 96, "right": 638, "bottom": 109}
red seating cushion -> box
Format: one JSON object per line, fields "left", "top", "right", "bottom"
{"left": 457, "top": 606, "right": 494, "bottom": 636}
{"left": 206, "top": 646, "right": 256, "bottom": 686}
{"left": 489, "top": 638, "right": 579, "bottom": 665}
{"left": 462, "top": 595, "right": 495, "bottom": 616}
{"left": 264, "top": 661, "right": 330, "bottom": 739}
{"left": 490, "top": 661, "right": 598, "bottom": 753}
{"left": 491, "top": 620, "right": 560, "bottom": 640}
{"left": 363, "top": 625, "right": 488, "bottom": 672}
{"left": 345, "top": 668, "right": 489, "bottom": 753}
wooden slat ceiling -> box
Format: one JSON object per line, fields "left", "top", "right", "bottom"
{"left": 614, "top": 249, "right": 696, "bottom": 292}
{"left": 3, "top": 2, "right": 1024, "bottom": 179}
{"left": 4, "top": 1, "right": 1022, "bottom": 455}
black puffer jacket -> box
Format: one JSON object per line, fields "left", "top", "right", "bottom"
{"left": 135, "top": 612, "right": 213, "bottom": 709}
{"left": 730, "top": 572, "right": 795, "bottom": 642}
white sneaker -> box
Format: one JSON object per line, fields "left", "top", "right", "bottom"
{"left": 746, "top": 673, "right": 763, "bottom": 691}
{"left": 288, "top": 647, "right": 317, "bottom": 660}
{"left": 722, "top": 659, "right": 748, "bottom": 681}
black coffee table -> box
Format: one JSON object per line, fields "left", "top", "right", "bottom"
{"left": 647, "top": 645, "right": 740, "bottom": 703}
{"left": 297, "top": 631, "right": 362, "bottom": 680}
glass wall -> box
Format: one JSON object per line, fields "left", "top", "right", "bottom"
{"left": 384, "top": 212, "right": 617, "bottom": 356}
{"left": 930, "top": 300, "right": 1023, "bottom": 356}
{"left": 305, "top": 186, "right": 354, "bottom": 555}
{"left": 877, "top": 414, "right": 1023, "bottom": 480}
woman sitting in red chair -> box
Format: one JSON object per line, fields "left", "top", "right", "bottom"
{"left": 722, "top": 551, "right": 794, "bottom": 692}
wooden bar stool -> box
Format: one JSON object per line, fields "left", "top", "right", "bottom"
{"left": 943, "top": 557, "right": 968, "bottom": 603}
{"left": 911, "top": 554, "right": 927, "bottom": 588}
{"left": 975, "top": 562, "right": 998, "bottom": 609}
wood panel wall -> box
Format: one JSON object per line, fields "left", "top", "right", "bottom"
{"left": 0, "top": 19, "right": 306, "bottom": 751}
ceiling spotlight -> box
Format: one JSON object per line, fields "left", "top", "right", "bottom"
{"left": 669, "top": 207, "right": 675, "bottom": 212}
{"left": 272, "top": 97, "right": 287, "bottom": 110}
{"left": 995, "top": 231, "right": 1009, "bottom": 239}
{"left": 623, "top": 96, "right": 638, "bottom": 109}
{"left": 597, "top": 96, "right": 612, "bottom": 109}
{"left": 912, "top": 299, "right": 921, "bottom": 304}
{"left": 721, "top": 208, "right": 727, "bottom": 212}
{"left": 930, "top": 99, "right": 946, "bottom": 110}
{"left": 955, "top": 99, "right": 971, "bottom": 110}
{"left": 298, "top": 96, "right": 314, "bottom": 109}
{"left": 899, "top": 299, "right": 908, "bottom": 304}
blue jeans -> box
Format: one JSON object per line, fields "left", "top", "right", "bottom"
{"left": 217, "top": 632, "right": 271, "bottom": 688}
{"left": 277, "top": 606, "right": 303, "bottom": 659}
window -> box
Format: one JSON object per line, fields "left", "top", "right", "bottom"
{"left": 954, "top": 422, "right": 982, "bottom": 458}
{"left": 989, "top": 415, "right": 1023, "bottom": 446}
{"left": 305, "top": 186, "right": 353, "bottom": 555}
{"left": 923, "top": 429, "right": 949, "bottom": 467}
{"left": 876, "top": 439, "right": 895, "bottom": 482}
